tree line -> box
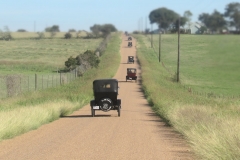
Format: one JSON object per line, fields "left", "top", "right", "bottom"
{"left": 149, "top": 2, "right": 240, "bottom": 34}
{"left": 0, "top": 23, "right": 117, "bottom": 40}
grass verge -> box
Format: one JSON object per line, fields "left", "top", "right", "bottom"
{"left": 134, "top": 34, "right": 240, "bottom": 160}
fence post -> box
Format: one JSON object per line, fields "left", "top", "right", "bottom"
{"left": 35, "top": 74, "right": 37, "bottom": 91}
{"left": 60, "top": 72, "right": 62, "bottom": 85}
{"left": 47, "top": 75, "right": 49, "bottom": 88}
{"left": 20, "top": 76, "right": 22, "bottom": 94}
{"left": 28, "top": 76, "right": 29, "bottom": 91}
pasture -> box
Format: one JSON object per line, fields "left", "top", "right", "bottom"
{"left": 134, "top": 34, "right": 240, "bottom": 159}
{"left": 149, "top": 34, "right": 240, "bottom": 96}
{"left": 0, "top": 32, "right": 100, "bottom": 74}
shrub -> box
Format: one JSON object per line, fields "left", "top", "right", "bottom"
{"left": 65, "top": 32, "right": 72, "bottom": 39}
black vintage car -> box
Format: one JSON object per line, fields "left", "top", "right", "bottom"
{"left": 128, "top": 36, "right": 132, "bottom": 41}
{"left": 90, "top": 79, "right": 121, "bottom": 117}
{"left": 128, "top": 42, "right": 132, "bottom": 47}
{"left": 128, "top": 56, "right": 134, "bottom": 63}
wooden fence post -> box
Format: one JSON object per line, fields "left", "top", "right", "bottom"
{"left": 35, "top": 74, "right": 37, "bottom": 91}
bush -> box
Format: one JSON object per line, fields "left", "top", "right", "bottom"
{"left": 17, "top": 29, "right": 27, "bottom": 32}
{"left": 65, "top": 32, "right": 72, "bottom": 39}
{"left": 65, "top": 56, "right": 77, "bottom": 70}
{"left": 69, "top": 29, "right": 76, "bottom": 32}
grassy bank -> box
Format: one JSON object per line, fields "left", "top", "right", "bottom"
{"left": 134, "top": 34, "right": 240, "bottom": 160}
{"left": 0, "top": 32, "right": 121, "bottom": 141}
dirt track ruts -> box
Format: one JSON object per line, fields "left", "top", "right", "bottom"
{"left": 0, "top": 34, "right": 195, "bottom": 160}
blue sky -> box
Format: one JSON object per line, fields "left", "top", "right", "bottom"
{"left": 0, "top": 0, "right": 237, "bottom": 32}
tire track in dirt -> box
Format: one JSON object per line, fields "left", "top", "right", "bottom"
{"left": 0, "top": 33, "right": 195, "bottom": 160}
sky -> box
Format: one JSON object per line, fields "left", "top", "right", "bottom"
{"left": 0, "top": 0, "right": 237, "bottom": 32}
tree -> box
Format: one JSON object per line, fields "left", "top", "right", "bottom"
{"left": 45, "top": 25, "right": 60, "bottom": 32}
{"left": 199, "top": 10, "right": 226, "bottom": 33}
{"left": 224, "top": 2, "right": 240, "bottom": 31}
{"left": 65, "top": 32, "right": 72, "bottom": 39}
{"left": 65, "top": 56, "right": 77, "bottom": 70}
{"left": 0, "top": 26, "right": 12, "bottom": 40}
{"left": 184, "top": 10, "right": 193, "bottom": 29}
{"left": 37, "top": 32, "right": 45, "bottom": 39}
{"left": 90, "top": 24, "right": 101, "bottom": 37}
{"left": 173, "top": 17, "right": 187, "bottom": 32}
{"left": 76, "top": 50, "right": 100, "bottom": 68}
{"left": 100, "top": 24, "right": 117, "bottom": 37}
{"left": 149, "top": 7, "right": 179, "bottom": 30}
{"left": 17, "top": 29, "right": 27, "bottom": 32}
{"left": 69, "top": 29, "right": 76, "bottom": 32}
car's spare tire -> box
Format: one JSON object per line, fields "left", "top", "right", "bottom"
{"left": 99, "top": 98, "right": 112, "bottom": 112}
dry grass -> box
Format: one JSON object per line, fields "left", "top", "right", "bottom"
{"left": 0, "top": 100, "right": 80, "bottom": 141}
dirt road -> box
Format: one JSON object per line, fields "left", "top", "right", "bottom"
{"left": 0, "top": 34, "right": 194, "bottom": 160}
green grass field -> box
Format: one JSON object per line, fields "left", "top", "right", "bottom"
{"left": 0, "top": 32, "right": 100, "bottom": 74}
{"left": 149, "top": 34, "right": 240, "bottom": 96}
{"left": 134, "top": 34, "right": 240, "bottom": 159}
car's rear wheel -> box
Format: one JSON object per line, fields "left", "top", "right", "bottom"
{"left": 91, "top": 108, "right": 95, "bottom": 117}
{"left": 99, "top": 98, "right": 112, "bottom": 112}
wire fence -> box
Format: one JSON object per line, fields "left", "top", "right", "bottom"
{"left": 0, "top": 70, "right": 77, "bottom": 99}
{"left": 0, "top": 33, "right": 114, "bottom": 99}
{"left": 142, "top": 33, "right": 240, "bottom": 99}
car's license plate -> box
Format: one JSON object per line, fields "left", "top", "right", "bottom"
{"left": 93, "top": 106, "right": 99, "bottom": 109}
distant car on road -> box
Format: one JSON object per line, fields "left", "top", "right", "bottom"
{"left": 128, "top": 37, "right": 132, "bottom": 41}
{"left": 128, "top": 42, "right": 132, "bottom": 47}
{"left": 90, "top": 79, "right": 121, "bottom": 117}
{"left": 128, "top": 56, "right": 134, "bottom": 64}
{"left": 126, "top": 68, "right": 137, "bottom": 82}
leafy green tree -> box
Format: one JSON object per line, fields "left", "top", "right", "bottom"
{"left": 224, "top": 2, "right": 240, "bottom": 31}
{"left": 65, "top": 32, "right": 72, "bottom": 39}
{"left": 45, "top": 25, "right": 60, "bottom": 32}
{"left": 184, "top": 10, "right": 193, "bottom": 29}
{"left": 173, "top": 17, "right": 187, "bottom": 31}
{"left": 76, "top": 50, "right": 100, "bottom": 68}
{"left": 149, "top": 7, "right": 179, "bottom": 30}
{"left": 17, "top": 29, "right": 27, "bottom": 32}
{"left": 100, "top": 24, "right": 117, "bottom": 37}
{"left": 199, "top": 10, "right": 226, "bottom": 33}
{"left": 90, "top": 24, "right": 101, "bottom": 37}
{"left": 68, "top": 29, "right": 76, "bottom": 32}
{"left": 65, "top": 56, "right": 77, "bottom": 70}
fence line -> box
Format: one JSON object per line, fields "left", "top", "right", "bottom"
{"left": 0, "top": 71, "right": 77, "bottom": 99}
{"left": 143, "top": 34, "right": 240, "bottom": 100}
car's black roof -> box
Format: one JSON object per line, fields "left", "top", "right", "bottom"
{"left": 93, "top": 79, "right": 118, "bottom": 92}
{"left": 93, "top": 79, "right": 118, "bottom": 83}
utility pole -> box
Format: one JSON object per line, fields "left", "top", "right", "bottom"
{"left": 177, "top": 17, "right": 180, "bottom": 82}
{"left": 145, "top": 16, "right": 147, "bottom": 33}
{"left": 151, "top": 24, "right": 153, "bottom": 48}
{"left": 159, "top": 30, "right": 161, "bottom": 62}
